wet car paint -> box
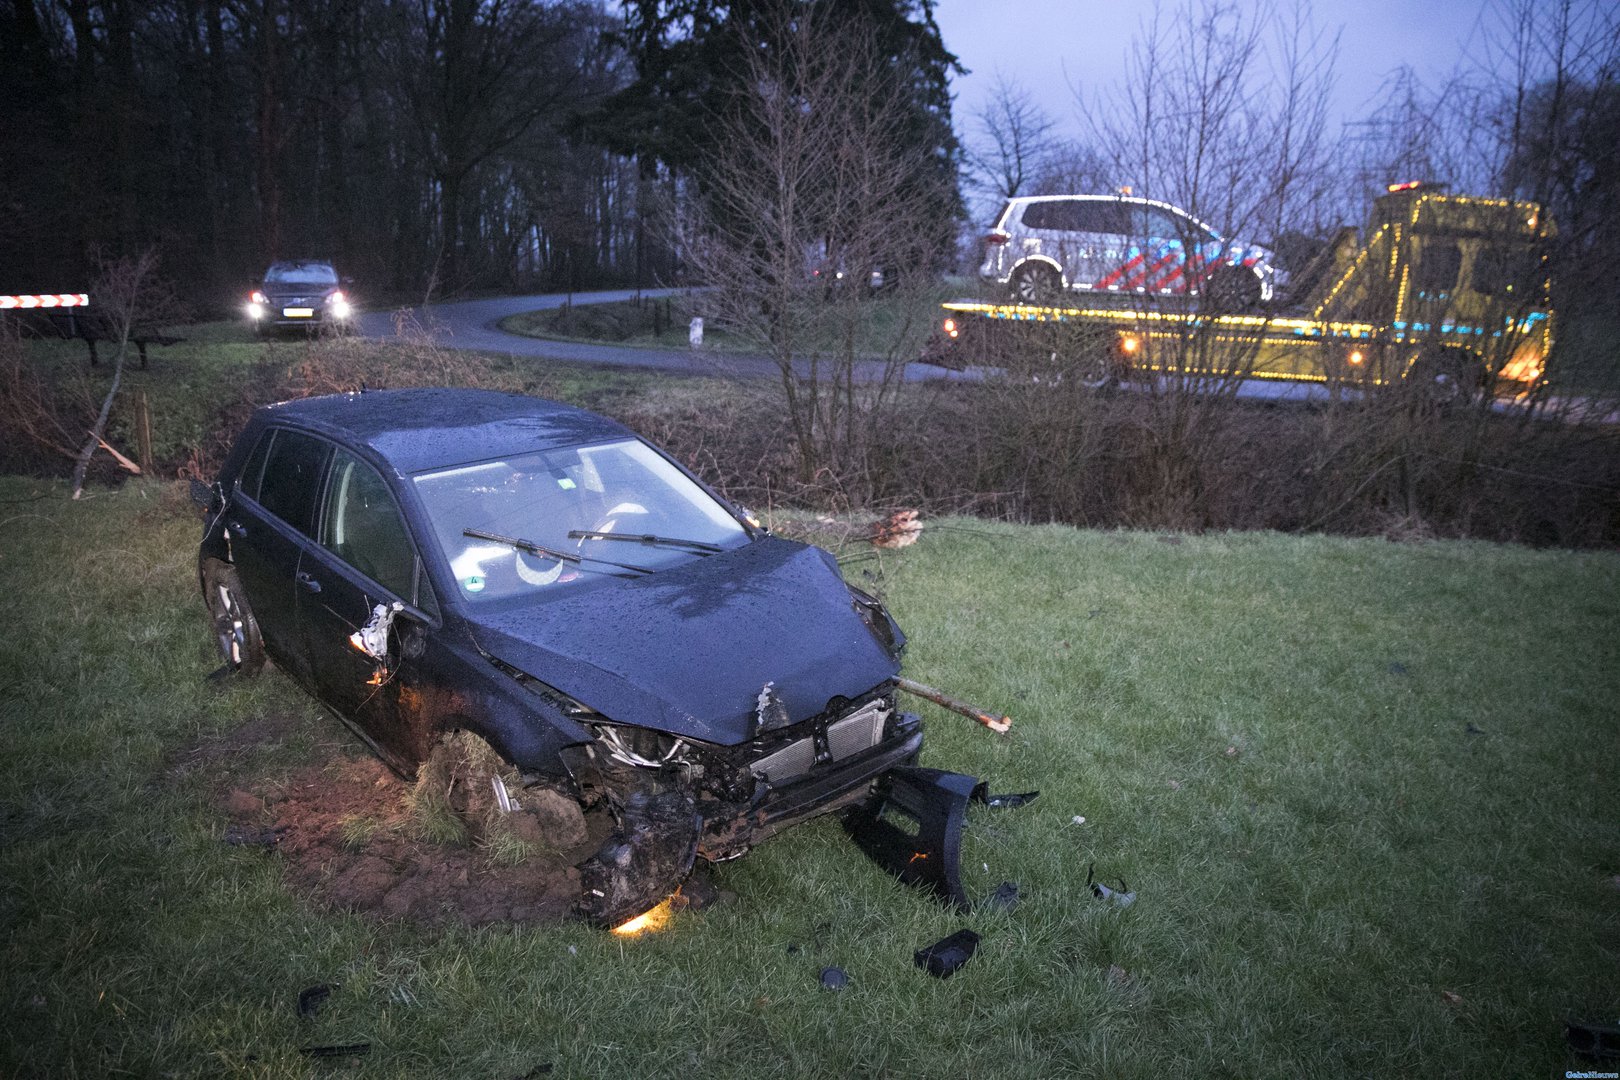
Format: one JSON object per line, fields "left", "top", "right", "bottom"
{"left": 465, "top": 538, "right": 903, "bottom": 746}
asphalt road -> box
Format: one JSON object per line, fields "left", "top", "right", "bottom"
{"left": 355, "top": 289, "right": 1617, "bottom": 421}
{"left": 354, "top": 287, "right": 973, "bottom": 383}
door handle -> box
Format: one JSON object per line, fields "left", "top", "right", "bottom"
{"left": 296, "top": 572, "right": 322, "bottom": 594}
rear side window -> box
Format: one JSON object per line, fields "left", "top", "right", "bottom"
{"left": 254, "top": 429, "right": 330, "bottom": 536}
{"left": 1020, "top": 202, "right": 1058, "bottom": 230}
{"left": 1023, "top": 200, "right": 1103, "bottom": 232}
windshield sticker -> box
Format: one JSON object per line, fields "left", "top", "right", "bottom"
{"left": 463, "top": 575, "right": 485, "bottom": 593}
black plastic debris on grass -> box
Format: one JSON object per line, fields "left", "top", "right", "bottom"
{"left": 1087, "top": 864, "right": 1136, "bottom": 907}
{"left": 985, "top": 881, "right": 1020, "bottom": 914}
{"left": 974, "top": 788, "right": 1039, "bottom": 809}
{"left": 1465, "top": 723, "right": 1486, "bottom": 736}
{"left": 225, "top": 824, "right": 287, "bottom": 848}
{"left": 819, "top": 966, "right": 849, "bottom": 991}
{"left": 297, "top": 984, "right": 334, "bottom": 1020}
{"left": 914, "top": 929, "right": 980, "bottom": 978}
{"left": 1567, "top": 1019, "right": 1620, "bottom": 1060}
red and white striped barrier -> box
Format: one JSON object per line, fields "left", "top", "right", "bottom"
{"left": 0, "top": 294, "right": 90, "bottom": 310}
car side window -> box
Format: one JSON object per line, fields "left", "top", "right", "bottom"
{"left": 1020, "top": 202, "right": 1054, "bottom": 230}
{"left": 1139, "top": 207, "right": 1190, "bottom": 243}
{"left": 254, "top": 429, "right": 330, "bottom": 536}
{"left": 237, "top": 428, "right": 276, "bottom": 500}
{"left": 321, "top": 448, "right": 416, "bottom": 601}
{"left": 1073, "top": 201, "right": 1130, "bottom": 234}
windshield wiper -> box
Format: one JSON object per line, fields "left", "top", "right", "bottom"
{"left": 463, "top": 528, "right": 653, "bottom": 574}
{"left": 567, "top": 529, "right": 724, "bottom": 554}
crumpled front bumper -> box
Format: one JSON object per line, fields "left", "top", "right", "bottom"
{"left": 699, "top": 723, "right": 924, "bottom": 860}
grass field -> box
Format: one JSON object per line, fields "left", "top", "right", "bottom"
{"left": 2, "top": 476, "right": 1616, "bottom": 1077}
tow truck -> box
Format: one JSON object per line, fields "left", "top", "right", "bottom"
{"left": 931, "top": 183, "right": 1554, "bottom": 401}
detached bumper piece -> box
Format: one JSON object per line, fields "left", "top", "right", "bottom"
{"left": 845, "top": 766, "right": 979, "bottom": 911}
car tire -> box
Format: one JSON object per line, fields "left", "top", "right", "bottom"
{"left": 201, "top": 557, "right": 266, "bottom": 675}
{"left": 1010, "top": 264, "right": 1062, "bottom": 305}
{"left": 1404, "top": 350, "right": 1487, "bottom": 409}
{"left": 1204, "top": 265, "right": 1264, "bottom": 311}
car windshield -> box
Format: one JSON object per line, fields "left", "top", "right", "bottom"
{"left": 265, "top": 262, "right": 338, "bottom": 285}
{"left": 413, "top": 437, "right": 748, "bottom": 604}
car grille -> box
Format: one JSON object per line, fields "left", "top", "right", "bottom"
{"left": 749, "top": 697, "right": 890, "bottom": 783}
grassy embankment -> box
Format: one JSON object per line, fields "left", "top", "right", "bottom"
{"left": 1, "top": 476, "right": 1616, "bottom": 1077}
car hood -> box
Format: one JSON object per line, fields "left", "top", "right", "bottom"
{"left": 464, "top": 537, "right": 901, "bottom": 746}
{"left": 261, "top": 282, "right": 339, "bottom": 300}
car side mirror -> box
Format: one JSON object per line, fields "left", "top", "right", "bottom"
{"left": 189, "top": 479, "right": 216, "bottom": 511}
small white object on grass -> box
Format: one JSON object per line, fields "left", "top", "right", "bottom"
{"left": 1072, "top": 815, "right": 1086, "bottom": 825}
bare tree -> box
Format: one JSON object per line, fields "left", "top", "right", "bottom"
{"left": 677, "top": 1, "right": 949, "bottom": 489}
{"left": 1059, "top": 0, "right": 1341, "bottom": 525}
{"left": 70, "top": 250, "right": 186, "bottom": 499}
{"left": 965, "top": 73, "right": 1060, "bottom": 201}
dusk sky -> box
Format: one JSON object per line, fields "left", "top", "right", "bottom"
{"left": 932, "top": 0, "right": 1496, "bottom": 144}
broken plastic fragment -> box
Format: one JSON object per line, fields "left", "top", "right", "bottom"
{"left": 985, "top": 881, "right": 1020, "bottom": 913}
{"left": 224, "top": 824, "right": 286, "bottom": 848}
{"left": 1567, "top": 1019, "right": 1620, "bottom": 1060}
{"left": 296, "top": 984, "right": 334, "bottom": 1019}
{"left": 914, "top": 929, "right": 980, "bottom": 978}
{"left": 348, "top": 601, "right": 404, "bottom": 661}
{"left": 1087, "top": 863, "right": 1135, "bottom": 907}
{"left": 970, "top": 782, "right": 1039, "bottom": 809}
{"left": 818, "top": 966, "right": 849, "bottom": 991}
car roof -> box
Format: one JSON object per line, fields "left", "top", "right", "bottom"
{"left": 259, "top": 388, "right": 636, "bottom": 474}
{"left": 1000, "top": 194, "right": 1221, "bottom": 237}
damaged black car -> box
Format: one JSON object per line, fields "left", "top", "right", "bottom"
{"left": 196, "top": 388, "right": 926, "bottom": 924}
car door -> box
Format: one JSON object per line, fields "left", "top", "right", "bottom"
{"left": 1135, "top": 205, "right": 1192, "bottom": 295}
{"left": 297, "top": 446, "right": 438, "bottom": 770}
{"left": 225, "top": 427, "right": 330, "bottom": 685}
{"left": 1076, "top": 200, "right": 1133, "bottom": 293}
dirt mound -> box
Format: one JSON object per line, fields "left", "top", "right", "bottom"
{"left": 222, "top": 756, "right": 585, "bottom": 927}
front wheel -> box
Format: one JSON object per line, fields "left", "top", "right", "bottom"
{"left": 1203, "top": 265, "right": 1263, "bottom": 311}
{"left": 201, "top": 558, "right": 266, "bottom": 675}
{"left": 1405, "top": 351, "right": 1488, "bottom": 409}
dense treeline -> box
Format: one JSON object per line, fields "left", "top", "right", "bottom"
{"left": 0, "top": 0, "right": 957, "bottom": 311}
{"left": 0, "top": 0, "right": 654, "bottom": 306}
